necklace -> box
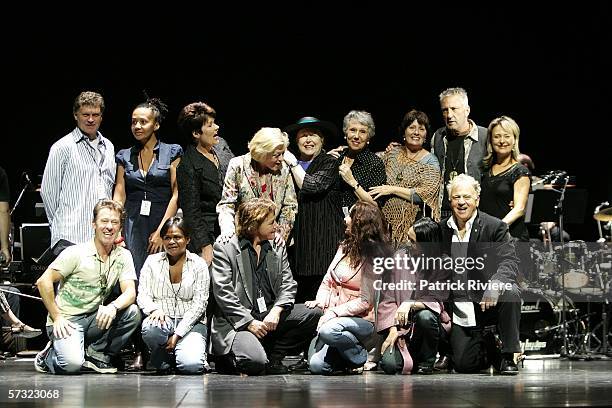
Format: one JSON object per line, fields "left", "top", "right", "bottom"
{"left": 138, "top": 148, "right": 155, "bottom": 176}
{"left": 98, "top": 248, "right": 113, "bottom": 296}
{"left": 197, "top": 145, "right": 219, "bottom": 168}
{"left": 167, "top": 258, "right": 185, "bottom": 327}
{"left": 448, "top": 152, "right": 461, "bottom": 182}
{"left": 492, "top": 157, "right": 515, "bottom": 176}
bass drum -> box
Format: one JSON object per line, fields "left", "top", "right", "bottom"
{"left": 519, "top": 290, "right": 584, "bottom": 355}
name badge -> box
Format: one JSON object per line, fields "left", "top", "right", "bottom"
{"left": 257, "top": 297, "right": 267, "bottom": 313}
{"left": 97, "top": 182, "right": 106, "bottom": 200}
{"left": 140, "top": 200, "right": 151, "bottom": 216}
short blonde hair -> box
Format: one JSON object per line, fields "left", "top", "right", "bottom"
{"left": 236, "top": 198, "right": 277, "bottom": 239}
{"left": 248, "top": 128, "right": 289, "bottom": 162}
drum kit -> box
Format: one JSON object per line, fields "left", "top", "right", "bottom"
{"left": 520, "top": 202, "right": 612, "bottom": 358}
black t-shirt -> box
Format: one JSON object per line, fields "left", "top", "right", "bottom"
{"left": 0, "top": 166, "right": 9, "bottom": 202}
{"left": 480, "top": 163, "right": 531, "bottom": 241}
{"left": 442, "top": 136, "right": 465, "bottom": 210}
{"left": 240, "top": 238, "right": 276, "bottom": 320}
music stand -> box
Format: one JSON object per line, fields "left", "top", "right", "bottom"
{"left": 525, "top": 189, "right": 588, "bottom": 224}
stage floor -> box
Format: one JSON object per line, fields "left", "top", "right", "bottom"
{"left": 1, "top": 357, "right": 612, "bottom": 407}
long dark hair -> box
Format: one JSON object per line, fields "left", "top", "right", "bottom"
{"left": 411, "top": 217, "right": 442, "bottom": 258}
{"left": 341, "top": 201, "right": 392, "bottom": 270}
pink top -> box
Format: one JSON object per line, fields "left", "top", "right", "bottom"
{"left": 315, "top": 248, "right": 375, "bottom": 322}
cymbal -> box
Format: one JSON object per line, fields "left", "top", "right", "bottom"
{"left": 594, "top": 207, "right": 612, "bottom": 222}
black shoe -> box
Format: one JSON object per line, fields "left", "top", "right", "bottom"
{"left": 154, "top": 367, "right": 175, "bottom": 375}
{"left": 498, "top": 353, "right": 519, "bottom": 375}
{"left": 11, "top": 324, "right": 43, "bottom": 339}
{"left": 265, "top": 360, "right": 289, "bottom": 375}
{"left": 82, "top": 356, "right": 117, "bottom": 374}
{"left": 433, "top": 355, "right": 451, "bottom": 371}
{"left": 288, "top": 358, "right": 309, "bottom": 372}
{"left": 415, "top": 364, "right": 434, "bottom": 375}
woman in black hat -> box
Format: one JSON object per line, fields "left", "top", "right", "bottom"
{"left": 283, "top": 117, "right": 345, "bottom": 303}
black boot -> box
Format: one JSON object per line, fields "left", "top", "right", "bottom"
{"left": 265, "top": 358, "right": 289, "bottom": 375}
{"left": 498, "top": 353, "right": 519, "bottom": 375}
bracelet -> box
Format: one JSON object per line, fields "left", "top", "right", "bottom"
{"left": 353, "top": 182, "right": 360, "bottom": 190}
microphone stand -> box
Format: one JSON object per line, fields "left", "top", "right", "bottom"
{"left": 9, "top": 176, "right": 31, "bottom": 216}
{"left": 554, "top": 176, "right": 570, "bottom": 357}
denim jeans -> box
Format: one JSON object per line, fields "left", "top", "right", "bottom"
{"left": 142, "top": 318, "right": 208, "bottom": 374}
{"left": 45, "top": 304, "right": 141, "bottom": 374}
{"left": 309, "top": 316, "right": 374, "bottom": 375}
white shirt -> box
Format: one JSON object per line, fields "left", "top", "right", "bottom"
{"left": 137, "top": 251, "right": 210, "bottom": 338}
{"left": 41, "top": 128, "right": 116, "bottom": 246}
{"left": 447, "top": 210, "right": 478, "bottom": 327}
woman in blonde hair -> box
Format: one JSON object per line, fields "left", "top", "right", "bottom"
{"left": 216, "top": 128, "right": 297, "bottom": 244}
{"left": 479, "top": 115, "right": 531, "bottom": 242}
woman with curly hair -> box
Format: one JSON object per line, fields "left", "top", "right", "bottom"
{"left": 216, "top": 128, "right": 297, "bottom": 245}
{"left": 305, "top": 201, "right": 391, "bottom": 374}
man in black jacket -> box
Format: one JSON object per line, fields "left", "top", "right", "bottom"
{"left": 439, "top": 174, "right": 521, "bottom": 375}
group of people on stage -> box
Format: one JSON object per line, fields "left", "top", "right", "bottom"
{"left": 4, "top": 86, "right": 531, "bottom": 376}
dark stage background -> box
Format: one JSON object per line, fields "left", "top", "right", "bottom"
{"left": 3, "top": 4, "right": 610, "bottom": 241}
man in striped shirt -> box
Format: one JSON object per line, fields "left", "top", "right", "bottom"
{"left": 41, "top": 91, "right": 116, "bottom": 256}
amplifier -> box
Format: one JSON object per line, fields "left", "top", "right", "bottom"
{"left": 19, "top": 223, "right": 50, "bottom": 264}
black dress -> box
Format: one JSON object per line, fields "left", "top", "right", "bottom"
{"left": 479, "top": 163, "right": 531, "bottom": 241}
{"left": 290, "top": 152, "right": 345, "bottom": 300}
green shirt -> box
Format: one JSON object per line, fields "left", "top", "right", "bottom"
{"left": 46, "top": 241, "right": 137, "bottom": 326}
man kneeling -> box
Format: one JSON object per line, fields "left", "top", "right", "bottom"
{"left": 210, "top": 198, "right": 320, "bottom": 375}
{"left": 35, "top": 200, "right": 141, "bottom": 374}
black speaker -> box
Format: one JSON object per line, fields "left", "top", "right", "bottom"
{"left": 19, "top": 223, "right": 50, "bottom": 264}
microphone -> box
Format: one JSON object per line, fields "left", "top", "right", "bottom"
{"left": 22, "top": 172, "right": 34, "bottom": 187}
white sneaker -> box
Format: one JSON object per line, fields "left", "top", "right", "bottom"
{"left": 34, "top": 341, "right": 51, "bottom": 373}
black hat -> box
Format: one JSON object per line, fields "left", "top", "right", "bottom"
{"left": 284, "top": 116, "right": 338, "bottom": 140}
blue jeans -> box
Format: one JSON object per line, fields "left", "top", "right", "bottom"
{"left": 45, "top": 304, "right": 141, "bottom": 374}
{"left": 142, "top": 318, "right": 208, "bottom": 374}
{"left": 309, "top": 317, "right": 374, "bottom": 375}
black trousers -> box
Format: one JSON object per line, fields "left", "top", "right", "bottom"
{"left": 450, "top": 286, "right": 521, "bottom": 373}
{"left": 408, "top": 309, "right": 443, "bottom": 367}
{"left": 216, "top": 304, "right": 322, "bottom": 375}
